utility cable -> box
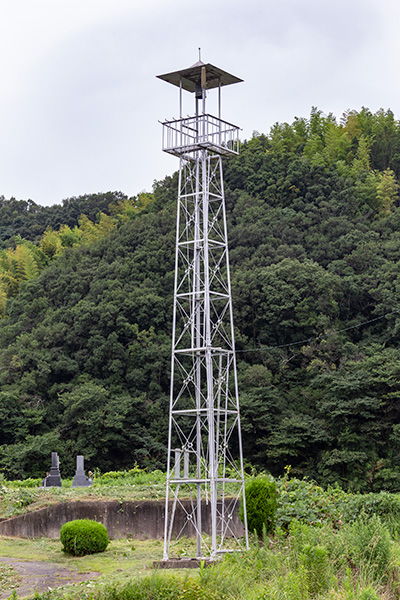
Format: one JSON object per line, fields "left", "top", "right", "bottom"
{"left": 235, "top": 308, "right": 400, "bottom": 354}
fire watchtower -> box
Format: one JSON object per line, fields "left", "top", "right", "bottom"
{"left": 159, "top": 62, "right": 241, "bottom": 159}
{"left": 157, "top": 56, "right": 248, "bottom": 560}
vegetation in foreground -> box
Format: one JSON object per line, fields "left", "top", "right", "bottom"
{"left": 0, "top": 472, "right": 400, "bottom": 598}
{"left": 0, "top": 561, "right": 20, "bottom": 594}
{"left": 1, "top": 516, "right": 399, "bottom": 600}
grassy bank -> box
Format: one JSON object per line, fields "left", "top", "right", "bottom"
{"left": 0, "top": 468, "right": 166, "bottom": 519}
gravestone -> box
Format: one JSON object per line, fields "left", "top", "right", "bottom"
{"left": 72, "top": 455, "right": 92, "bottom": 487}
{"left": 45, "top": 452, "right": 62, "bottom": 487}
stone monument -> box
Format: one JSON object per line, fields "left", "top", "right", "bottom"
{"left": 44, "top": 452, "right": 62, "bottom": 487}
{"left": 72, "top": 455, "right": 92, "bottom": 487}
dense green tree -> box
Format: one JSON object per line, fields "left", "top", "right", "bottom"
{"left": 0, "top": 431, "right": 61, "bottom": 479}
{"left": 0, "top": 192, "right": 123, "bottom": 246}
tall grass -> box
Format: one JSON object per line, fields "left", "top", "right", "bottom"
{"left": 30, "top": 572, "right": 224, "bottom": 600}
{"left": 200, "top": 517, "right": 397, "bottom": 600}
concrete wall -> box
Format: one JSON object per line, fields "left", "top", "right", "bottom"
{"left": 0, "top": 500, "right": 245, "bottom": 540}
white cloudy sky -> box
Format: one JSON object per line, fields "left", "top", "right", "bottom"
{"left": 0, "top": 0, "right": 399, "bottom": 206}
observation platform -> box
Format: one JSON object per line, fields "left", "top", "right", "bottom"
{"left": 161, "top": 114, "right": 240, "bottom": 157}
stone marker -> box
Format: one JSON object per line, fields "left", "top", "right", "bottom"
{"left": 72, "top": 455, "right": 93, "bottom": 487}
{"left": 44, "top": 452, "right": 62, "bottom": 487}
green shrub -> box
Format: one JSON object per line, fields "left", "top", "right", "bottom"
{"left": 60, "top": 519, "right": 109, "bottom": 556}
{"left": 337, "top": 491, "right": 400, "bottom": 538}
{"left": 94, "top": 467, "right": 165, "bottom": 487}
{"left": 275, "top": 477, "right": 343, "bottom": 530}
{"left": 275, "top": 476, "right": 400, "bottom": 536}
{"left": 6, "top": 478, "right": 42, "bottom": 488}
{"left": 240, "top": 476, "right": 278, "bottom": 535}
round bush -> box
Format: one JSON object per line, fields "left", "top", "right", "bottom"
{"left": 240, "top": 476, "right": 278, "bottom": 535}
{"left": 60, "top": 519, "right": 109, "bottom": 556}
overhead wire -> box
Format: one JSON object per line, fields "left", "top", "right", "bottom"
{"left": 235, "top": 309, "right": 400, "bottom": 354}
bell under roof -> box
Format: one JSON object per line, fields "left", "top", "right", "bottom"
{"left": 157, "top": 61, "right": 243, "bottom": 92}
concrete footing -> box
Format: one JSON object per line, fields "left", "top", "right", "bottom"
{"left": 154, "top": 557, "right": 215, "bottom": 569}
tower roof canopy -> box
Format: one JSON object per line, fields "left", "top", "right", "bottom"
{"left": 157, "top": 62, "right": 243, "bottom": 92}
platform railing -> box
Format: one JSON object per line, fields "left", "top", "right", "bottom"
{"left": 161, "top": 114, "right": 240, "bottom": 157}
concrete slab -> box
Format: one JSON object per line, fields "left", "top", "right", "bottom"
{"left": 153, "top": 557, "right": 215, "bottom": 569}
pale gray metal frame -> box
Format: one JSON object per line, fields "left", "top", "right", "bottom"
{"left": 158, "top": 61, "right": 248, "bottom": 559}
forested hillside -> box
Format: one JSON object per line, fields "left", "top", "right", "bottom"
{"left": 0, "top": 192, "right": 120, "bottom": 245}
{"left": 1, "top": 107, "right": 400, "bottom": 492}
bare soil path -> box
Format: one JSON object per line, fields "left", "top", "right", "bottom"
{"left": 0, "top": 557, "right": 100, "bottom": 599}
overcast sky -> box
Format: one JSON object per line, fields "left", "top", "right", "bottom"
{"left": 0, "top": 0, "right": 399, "bottom": 207}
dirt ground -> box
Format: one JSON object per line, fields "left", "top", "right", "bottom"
{"left": 0, "top": 557, "right": 100, "bottom": 599}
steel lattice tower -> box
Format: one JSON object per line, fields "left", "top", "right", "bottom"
{"left": 157, "top": 56, "right": 249, "bottom": 560}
